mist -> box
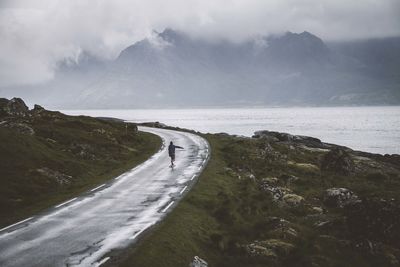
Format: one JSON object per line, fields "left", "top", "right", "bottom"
{"left": 1, "top": 0, "right": 400, "bottom": 87}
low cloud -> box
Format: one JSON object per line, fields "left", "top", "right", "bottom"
{"left": 1, "top": 0, "right": 399, "bottom": 86}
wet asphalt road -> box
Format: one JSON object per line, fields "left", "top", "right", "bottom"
{"left": 0, "top": 127, "right": 209, "bottom": 267}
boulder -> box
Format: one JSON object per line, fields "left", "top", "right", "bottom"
{"left": 260, "top": 179, "right": 292, "bottom": 201}
{"left": 323, "top": 188, "right": 360, "bottom": 208}
{"left": 189, "top": 256, "right": 208, "bottom": 267}
{"left": 282, "top": 194, "right": 305, "bottom": 207}
{"left": 321, "top": 148, "right": 354, "bottom": 175}
{"left": 245, "top": 239, "right": 295, "bottom": 258}
{"left": 1, "top": 97, "right": 29, "bottom": 117}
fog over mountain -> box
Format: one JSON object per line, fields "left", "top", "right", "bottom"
{"left": 2, "top": 29, "right": 399, "bottom": 108}
{"left": 1, "top": 0, "right": 399, "bottom": 108}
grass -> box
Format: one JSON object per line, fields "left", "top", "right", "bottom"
{"left": 0, "top": 111, "right": 161, "bottom": 227}
{"left": 116, "top": 133, "right": 400, "bottom": 267}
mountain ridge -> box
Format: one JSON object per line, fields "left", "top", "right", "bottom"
{"left": 1, "top": 29, "right": 399, "bottom": 108}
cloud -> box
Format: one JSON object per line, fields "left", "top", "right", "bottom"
{"left": 0, "top": 0, "right": 399, "bottom": 86}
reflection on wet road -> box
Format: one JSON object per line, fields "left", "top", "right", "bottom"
{"left": 0, "top": 127, "right": 209, "bottom": 267}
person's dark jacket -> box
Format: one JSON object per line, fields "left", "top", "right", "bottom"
{"left": 168, "top": 144, "right": 183, "bottom": 156}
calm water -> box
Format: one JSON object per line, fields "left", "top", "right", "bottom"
{"left": 63, "top": 107, "right": 400, "bottom": 155}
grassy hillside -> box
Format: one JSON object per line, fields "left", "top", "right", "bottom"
{"left": 0, "top": 98, "right": 161, "bottom": 227}
{"left": 116, "top": 130, "right": 400, "bottom": 267}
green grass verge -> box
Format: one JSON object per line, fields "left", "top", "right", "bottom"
{"left": 0, "top": 112, "right": 161, "bottom": 228}
{"left": 117, "top": 133, "right": 400, "bottom": 267}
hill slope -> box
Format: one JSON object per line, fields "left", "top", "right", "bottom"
{"left": 116, "top": 128, "right": 400, "bottom": 267}
{"left": 0, "top": 98, "right": 161, "bottom": 227}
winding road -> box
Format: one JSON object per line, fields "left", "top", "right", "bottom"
{"left": 0, "top": 127, "right": 209, "bottom": 267}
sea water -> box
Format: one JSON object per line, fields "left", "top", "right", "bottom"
{"left": 63, "top": 106, "right": 400, "bottom": 155}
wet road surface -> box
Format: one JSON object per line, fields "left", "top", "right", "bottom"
{"left": 0, "top": 127, "right": 209, "bottom": 267}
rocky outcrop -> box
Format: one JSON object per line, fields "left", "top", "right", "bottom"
{"left": 321, "top": 148, "right": 355, "bottom": 175}
{"left": 260, "top": 178, "right": 305, "bottom": 206}
{"left": 189, "top": 256, "right": 208, "bottom": 267}
{"left": 36, "top": 167, "right": 73, "bottom": 186}
{"left": 0, "top": 121, "right": 35, "bottom": 135}
{"left": 260, "top": 178, "right": 292, "bottom": 201}
{"left": 282, "top": 193, "right": 305, "bottom": 207}
{"left": 32, "top": 104, "right": 45, "bottom": 115}
{"left": 253, "top": 130, "right": 324, "bottom": 148}
{"left": 323, "top": 188, "right": 360, "bottom": 208}
{"left": 264, "top": 217, "right": 299, "bottom": 240}
{"left": 0, "top": 97, "right": 29, "bottom": 117}
{"left": 245, "top": 239, "right": 295, "bottom": 258}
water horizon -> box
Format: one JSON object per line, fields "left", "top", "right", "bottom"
{"left": 63, "top": 106, "right": 400, "bottom": 155}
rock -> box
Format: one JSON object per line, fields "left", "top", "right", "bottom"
{"left": 224, "top": 167, "right": 241, "bottom": 179}
{"left": 0, "top": 121, "right": 35, "bottom": 135}
{"left": 259, "top": 178, "right": 305, "bottom": 206}
{"left": 288, "top": 161, "right": 320, "bottom": 174}
{"left": 247, "top": 173, "right": 256, "bottom": 181}
{"left": 279, "top": 174, "right": 299, "bottom": 185}
{"left": 253, "top": 131, "right": 280, "bottom": 142}
{"left": 385, "top": 252, "right": 399, "bottom": 266}
{"left": 33, "top": 104, "right": 45, "bottom": 112}
{"left": 282, "top": 194, "right": 305, "bottom": 206}
{"left": 323, "top": 188, "right": 360, "bottom": 208}
{"left": 253, "top": 130, "right": 295, "bottom": 142}
{"left": 269, "top": 227, "right": 298, "bottom": 240}
{"left": 36, "top": 168, "right": 73, "bottom": 185}
{"left": 321, "top": 148, "right": 354, "bottom": 175}
{"left": 264, "top": 217, "right": 299, "bottom": 240}
{"left": 264, "top": 217, "right": 292, "bottom": 232}
{"left": 1, "top": 97, "right": 29, "bottom": 117}
{"left": 262, "top": 177, "right": 279, "bottom": 185}
{"left": 315, "top": 220, "right": 332, "bottom": 228}
{"left": 253, "top": 130, "right": 323, "bottom": 147}
{"left": 294, "top": 135, "right": 323, "bottom": 147}
{"left": 189, "top": 256, "right": 208, "bottom": 267}
{"left": 46, "top": 138, "right": 57, "bottom": 143}
{"left": 311, "top": 206, "right": 324, "bottom": 214}
{"left": 260, "top": 179, "right": 292, "bottom": 201}
{"left": 263, "top": 143, "right": 275, "bottom": 153}
{"left": 245, "top": 239, "right": 295, "bottom": 258}
{"left": 245, "top": 242, "right": 277, "bottom": 258}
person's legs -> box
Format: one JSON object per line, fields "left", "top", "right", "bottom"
{"left": 171, "top": 154, "right": 175, "bottom": 166}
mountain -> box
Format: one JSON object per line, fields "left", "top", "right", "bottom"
{"left": 1, "top": 30, "right": 399, "bottom": 108}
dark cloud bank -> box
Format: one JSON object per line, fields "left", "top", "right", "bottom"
{"left": 0, "top": 0, "right": 399, "bottom": 107}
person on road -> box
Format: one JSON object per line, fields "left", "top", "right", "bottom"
{"left": 168, "top": 141, "right": 183, "bottom": 167}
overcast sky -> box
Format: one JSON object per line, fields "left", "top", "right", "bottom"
{"left": 1, "top": 0, "right": 399, "bottom": 87}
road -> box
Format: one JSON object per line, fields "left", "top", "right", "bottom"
{"left": 0, "top": 127, "right": 209, "bottom": 267}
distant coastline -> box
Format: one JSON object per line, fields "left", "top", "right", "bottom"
{"left": 63, "top": 106, "right": 400, "bottom": 155}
